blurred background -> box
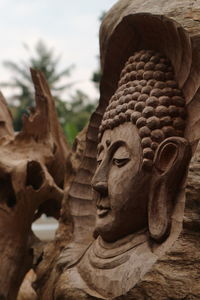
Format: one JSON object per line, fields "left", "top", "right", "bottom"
{"left": 0, "top": 0, "right": 116, "bottom": 143}
{"left": 0, "top": 0, "right": 117, "bottom": 240}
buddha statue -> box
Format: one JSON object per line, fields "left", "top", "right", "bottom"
{"left": 69, "top": 49, "right": 191, "bottom": 299}
{"left": 92, "top": 49, "right": 189, "bottom": 244}
{"left": 53, "top": 7, "right": 200, "bottom": 300}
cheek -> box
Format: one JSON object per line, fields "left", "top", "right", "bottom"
{"left": 108, "top": 160, "right": 140, "bottom": 210}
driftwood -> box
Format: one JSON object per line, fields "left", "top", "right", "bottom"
{"left": 33, "top": 1, "right": 200, "bottom": 300}
{"left": 0, "top": 69, "right": 70, "bottom": 300}
{"left": 17, "top": 270, "right": 37, "bottom": 300}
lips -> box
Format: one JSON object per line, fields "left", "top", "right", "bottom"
{"left": 96, "top": 205, "right": 111, "bottom": 218}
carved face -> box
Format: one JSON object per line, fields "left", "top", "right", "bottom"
{"left": 92, "top": 122, "right": 151, "bottom": 242}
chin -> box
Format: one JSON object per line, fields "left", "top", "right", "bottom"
{"left": 95, "top": 211, "right": 148, "bottom": 243}
{"left": 95, "top": 213, "right": 125, "bottom": 243}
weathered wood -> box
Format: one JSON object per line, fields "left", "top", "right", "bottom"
{"left": 114, "top": 144, "right": 200, "bottom": 300}
{"left": 33, "top": 1, "right": 200, "bottom": 299}
{"left": 17, "top": 270, "right": 37, "bottom": 300}
{"left": 0, "top": 69, "right": 70, "bottom": 300}
{"left": 34, "top": 141, "right": 200, "bottom": 300}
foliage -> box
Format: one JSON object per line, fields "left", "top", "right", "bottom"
{"left": 60, "top": 90, "right": 95, "bottom": 144}
{"left": 1, "top": 40, "right": 96, "bottom": 143}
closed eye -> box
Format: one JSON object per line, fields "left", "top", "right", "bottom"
{"left": 113, "top": 158, "right": 130, "bottom": 167}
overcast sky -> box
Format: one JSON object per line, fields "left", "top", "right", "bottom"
{"left": 0, "top": 0, "right": 117, "bottom": 101}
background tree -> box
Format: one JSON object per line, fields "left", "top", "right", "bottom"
{"left": 63, "top": 90, "right": 96, "bottom": 144}
{"left": 1, "top": 40, "right": 97, "bottom": 143}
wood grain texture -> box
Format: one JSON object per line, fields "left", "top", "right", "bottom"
{"left": 0, "top": 69, "right": 70, "bottom": 300}
{"left": 34, "top": 1, "right": 200, "bottom": 299}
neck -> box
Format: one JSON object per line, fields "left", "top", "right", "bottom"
{"left": 93, "top": 228, "right": 149, "bottom": 260}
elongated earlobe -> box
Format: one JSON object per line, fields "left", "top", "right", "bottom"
{"left": 148, "top": 137, "right": 191, "bottom": 242}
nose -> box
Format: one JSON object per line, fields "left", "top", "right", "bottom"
{"left": 92, "top": 181, "right": 108, "bottom": 195}
{"left": 91, "top": 156, "right": 109, "bottom": 196}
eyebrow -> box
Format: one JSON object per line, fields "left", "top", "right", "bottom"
{"left": 98, "top": 140, "right": 128, "bottom": 156}
{"left": 108, "top": 140, "right": 129, "bottom": 156}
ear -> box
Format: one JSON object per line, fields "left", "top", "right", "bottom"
{"left": 148, "top": 137, "right": 191, "bottom": 242}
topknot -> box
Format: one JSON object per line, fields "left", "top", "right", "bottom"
{"left": 98, "top": 50, "right": 187, "bottom": 170}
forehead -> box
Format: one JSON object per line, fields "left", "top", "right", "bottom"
{"left": 100, "top": 122, "right": 141, "bottom": 151}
